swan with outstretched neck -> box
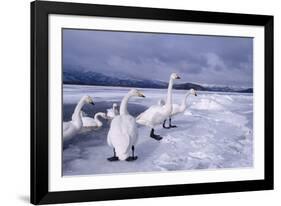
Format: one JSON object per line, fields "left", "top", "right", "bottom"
{"left": 160, "top": 88, "right": 197, "bottom": 129}
{"left": 63, "top": 95, "right": 94, "bottom": 141}
{"left": 107, "top": 89, "right": 145, "bottom": 161}
{"left": 80, "top": 112, "right": 107, "bottom": 129}
{"left": 136, "top": 73, "right": 180, "bottom": 140}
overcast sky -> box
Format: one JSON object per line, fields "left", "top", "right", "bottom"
{"left": 63, "top": 29, "right": 253, "bottom": 87}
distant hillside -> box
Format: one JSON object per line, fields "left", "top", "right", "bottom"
{"left": 63, "top": 69, "right": 253, "bottom": 93}
{"left": 63, "top": 69, "right": 167, "bottom": 89}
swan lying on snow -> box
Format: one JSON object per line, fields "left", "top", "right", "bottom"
{"left": 160, "top": 88, "right": 197, "bottom": 129}
{"left": 107, "top": 89, "right": 145, "bottom": 161}
{"left": 136, "top": 73, "right": 180, "bottom": 141}
{"left": 106, "top": 103, "right": 119, "bottom": 120}
{"left": 80, "top": 111, "right": 107, "bottom": 129}
{"left": 63, "top": 95, "right": 94, "bottom": 141}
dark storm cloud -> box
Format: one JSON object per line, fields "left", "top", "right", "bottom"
{"left": 63, "top": 29, "right": 253, "bottom": 87}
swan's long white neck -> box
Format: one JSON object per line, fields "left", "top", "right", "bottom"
{"left": 180, "top": 92, "right": 191, "bottom": 110}
{"left": 94, "top": 113, "right": 104, "bottom": 126}
{"left": 165, "top": 77, "right": 174, "bottom": 106}
{"left": 72, "top": 98, "right": 85, "bottom": 120}
{"left": 120, "top": 93, "right": 132, "bottom": 115}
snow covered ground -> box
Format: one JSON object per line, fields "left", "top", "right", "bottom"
{"left": 62, "top": 84, "right": 253, "bottom": 176}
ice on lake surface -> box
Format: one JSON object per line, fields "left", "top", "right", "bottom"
{"left": 63, "top": 85, "right": 253, "bottom": 176}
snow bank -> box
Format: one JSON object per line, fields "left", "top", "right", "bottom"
{"left": 211, "top": 94, "right": 233, "bottom": 105}
{"left": 191, "top": 98, "right": 224, "bottom": 111}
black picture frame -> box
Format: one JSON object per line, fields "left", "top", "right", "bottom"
{"left": 31, "top": 0, "right": 274, "bottom": 204}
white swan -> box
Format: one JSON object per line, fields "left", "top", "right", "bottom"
{"left": 80, "top": 112, "right": 107, "bottom": 129}
{"left": 136, "top": 73, "right": 180, "bottom": 140}
{"left": 161, "top": 89, "right": 197, "bottom": 128}
{"left": 63, "top": 95, "right": 94, "bottom": 141}
{"left": 106, "top": 103, "right": 119, "bottom": 120}
{"left": 107, "top": 89, "right": 145, "bottom": 161}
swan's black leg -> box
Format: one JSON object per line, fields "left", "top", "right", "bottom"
{"left": 162, "top": 119, "right": 170, "bottom": 129}
{"left": 162, "top": 120, "right": 166, "bottom": 128}
{"left": 107, "top": 148, "right": 119, "bottom": 161}
{"left": 126, "top": 145, "right": 138, "bottom": 161}
{"left": 150, "top": 128, "right": 163, "bottom": 141}
{"left": 169, "top": 117, "right": 177, "bottom": 128}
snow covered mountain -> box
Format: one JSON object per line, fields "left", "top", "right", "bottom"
{"left": 63, "top": 69, "right": 167, "bottom": 89}
{"left": 63, "top": 69, "right": 253, "bottom": 93}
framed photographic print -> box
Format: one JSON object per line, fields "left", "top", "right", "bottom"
{"left": 31, "top": 0, "right": 274, "bottom": 204}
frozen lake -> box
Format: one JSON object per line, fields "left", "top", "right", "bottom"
{"left": 63, "top": 84, "right": 253, "bottom": 176}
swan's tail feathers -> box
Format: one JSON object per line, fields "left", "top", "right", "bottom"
{"left": 117, "top": 152, "right": 129, "bottom": 161}
{"left": 112, "top": 140, "right": 130, "bottom": 161}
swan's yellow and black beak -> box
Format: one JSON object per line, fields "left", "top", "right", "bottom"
{"left": 138, "top": 92, "right": 145, "bottom": 98}
{"left": 175, "top": 75, "right": 181, "bottom": 79}
{"left": 195, "top": 93, "right": 198, "bottom": 96}
{"left": 90, "top": 101, "right": 95, "bottom": 105}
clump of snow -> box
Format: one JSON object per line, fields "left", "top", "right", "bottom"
{"left": 188, "top": 151, "right": 208, "bottom": 159}
{"left": 191, "top": 98, "right": 224, "bottom": 111}
{"left": 184, "top": 110, "right": 193, "bottom": 116}
{"left": 162, "top": 135, "right": 181, "bottom": 144}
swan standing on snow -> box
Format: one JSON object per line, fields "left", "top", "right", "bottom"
{"left": 106, "top": 103, "right": 119, "bottom": 120}
{"left": 63, "top": 96, "right": 94, "bottom": 141}
{"left": 161, "top": 88, "right": 197, "bottom": 129}
{"left": 136, "top": 73, "right": 180, "bottom": 141}
{"left": 80, "top": 112, "right": 107, "bottom": 129}
{"left": 107, "top": 89, "right": 145, "bottom": 161}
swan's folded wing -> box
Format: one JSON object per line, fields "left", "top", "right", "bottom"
{"left": 107, "top": 116, "right": 131, "bottom": 158}
{"left": 122, "top": 116, "right": 138, "bottom": 145}
{"left": 136, "top": 105, "right": 164, "bottom": 126}
{"left": 136, "top": 105, "right": 160, "bottom": 120}
{"left": 150, "top": 110, "right": 167, "bottom": 124}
